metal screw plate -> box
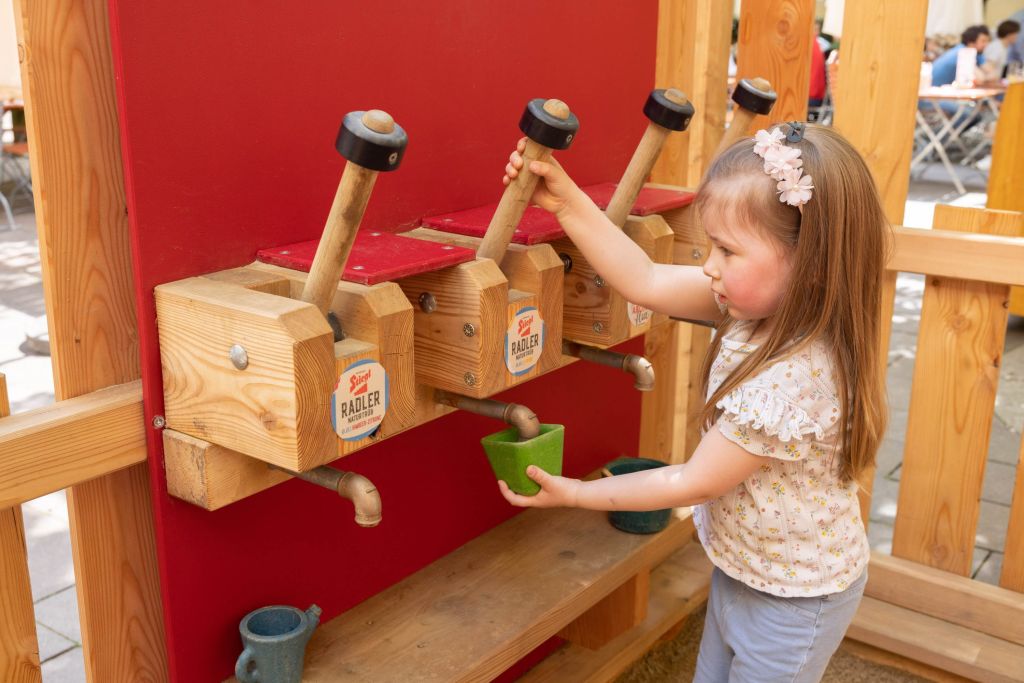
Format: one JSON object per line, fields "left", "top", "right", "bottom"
{"left": 463, "top": 372, "right": 477, "bottom": 387}
{"left": 463, "top": 323, "right": 476, "bottom": 337}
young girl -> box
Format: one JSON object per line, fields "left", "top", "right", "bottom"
{"left": 499, "top": 122, "right": 888, "bottom": 682}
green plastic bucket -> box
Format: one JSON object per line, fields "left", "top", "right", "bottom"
{"left": 605, "top": 457, "right": 672, "bottom": 534}
{"left": 481, "top": 424, "right": 564, "bottom": 495}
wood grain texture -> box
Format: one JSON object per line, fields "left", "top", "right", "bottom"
{"left": 519, "top": 542, "right": 712, "bottom": 683}
{"left": 735, "top": 0, "right": 815, "bottom": 131}
{"left": 0, "top": 373, "right": 42, "bottom": 683}
{"left": 290, "top": 508, "right": 693, "bottom": 683}
{"left": 558, "top": 570, "right": 650, "bottom": 650}
{"left": 12, "top": 0, "right": 168, "bottom": 678}
{"left": 888, "top": 226, "right": 1024, "bottom": 286}
{"left": 866, "top": 551, "right": 1024, "bottom": 646}
{"left": 0, "top": 381, "right": 145, "bottom": 509}
{"left": 1003, "top": 436, "right": 1024, "bottom": 591}
{"left": 653, "top": 0, "right": 731, "bottom": 186}
{"left": 156, "top": 277, "right": 336, "bottom": 470}
{"left": 985, "top": 84, "right": 1024, "bottom": 315}
{"left": 833, "top": 0, "right": 928, "bottom": 225}
{"left": 848, "top": 597, "right": 1024, "bottom": 683}
{"left": 891, "top": 206, "right": 1020, "bottom": 575}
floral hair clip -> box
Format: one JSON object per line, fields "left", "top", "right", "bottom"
{"left": 752, "top": 123, "right": 813, "bottom": 208}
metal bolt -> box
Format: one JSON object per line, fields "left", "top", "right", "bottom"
{"left": 370, "top": 232, "right": 381, "bottom": 237}
{"left": 229, "top": 344, "right": 249, "bottom": 370}
{"left": 280, "top": 250, "right": 291, "bottom": 255}
{"left": 559, "top": 252, "right": 573, "bottom": 273}
{"left": 463, "top": 323, "right": 476, "bottom": 337}
{"left": 152, "top": 415, "right": 166, "bottom": 429}
{"left": 442, "top": 245, "right": 454, "bottom": 251}
{"left": 463, "top": 372, "right": 477, "bottom": 387}
{"left": 352, "top": 265, "right": 365, "bottom": 271}
{"left": 692, "top": 248, "right": 703, "bottom": 260}
{"left": 418, "top": 292, "right": 437, "bottom": 313}
{"left": 594, "top": 275, "right": 605, "bottom": 288}
{"left": 592, "top": 322, "right": 604, "bottom": 333}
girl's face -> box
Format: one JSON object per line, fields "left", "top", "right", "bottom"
{"left": 701, "top": 205, "right": 796, "bottom": 324}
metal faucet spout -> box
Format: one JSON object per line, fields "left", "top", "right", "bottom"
{"left": 435, "top": 391, "right": 541, "bottom": 441}
{"left": 272, "top": 465, "right": 382, "bottom": 527}
{"left": 562, "top": 340, "right": 656, "bottom": 391}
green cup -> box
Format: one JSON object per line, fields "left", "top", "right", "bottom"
{"left": 481, "top": 424, "right": 564, "bottom": 495}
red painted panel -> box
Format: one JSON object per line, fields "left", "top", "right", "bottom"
{"left": 422, "top": 183, "right": 696, "bottom": 243}
{"left": 256, "top": 231, "right": 476, "bottom": 285}
{"left": 107, "top": 2, "right": 659, "bottom": 680}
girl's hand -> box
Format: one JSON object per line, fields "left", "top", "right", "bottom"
{"left": 498, "top": 466, "right": 582, "bottom": 509}
{"left": 502, "top": 137, "right": 583, "bottom": 218}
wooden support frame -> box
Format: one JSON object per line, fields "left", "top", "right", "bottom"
{"left": 12, "top": 0, "right": 169, "bottom": 679}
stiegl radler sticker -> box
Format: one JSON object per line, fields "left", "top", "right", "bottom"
{"left": 331, "top": 359, "right": 388, "bottom": 441}
{"left": 505, "top": 306, "right": 545, "bottom": 375}
{"left": 628, "top": 301, "right": 653, "bottom": 328}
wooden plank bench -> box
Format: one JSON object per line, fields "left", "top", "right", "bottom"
{"left": 229, "top": 506, "right": 694, "bottom": 682}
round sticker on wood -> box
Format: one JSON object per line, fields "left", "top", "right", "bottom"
{"left": 331, "top": 359, "right": 389, "bottom": 441}
{"left": 505, "top": 306, "right": 545, "bottom": 376}
{"left": 627, "top": 301, "right": 653, "bottom": 328}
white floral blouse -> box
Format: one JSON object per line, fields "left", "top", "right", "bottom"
{"left": 692, "top": 320, "right": 868, "bottom": 597}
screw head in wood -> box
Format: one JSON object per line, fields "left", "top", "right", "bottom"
{"left": 592, "top": 322, "right": 604, "bottom": 333}
{"left": 463, "top": 323, "right": 476, "bottom": 337}
{"left": 152, "top": 415, "right": 166, "bottom": 429}
{"left": 229, "top": 344, "right": 249, "bottom": 370}
{"left": 463, "top": 372, "right": 477, "bottom": 387}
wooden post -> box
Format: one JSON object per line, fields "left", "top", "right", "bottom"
{"left": 0, "top": 373, "right": 42, "bottom": 683}
{"left": 735, "top": 0, "right": 815, "bottom": 129}
{"left": 986, "top": 82, "right": 1024, "bottom": 316}
{"left": 642, "top": 0, "right": 730, "bottom": 464}
{"left": 12, "top": 1, "right": 168, "bottom": 680}
{"left": 833, "top": 0, "right": 928, "bottom": 524}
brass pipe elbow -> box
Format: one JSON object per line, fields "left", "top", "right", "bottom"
{"left": 435, "top": 391, "right": 541, "bottom": 441}
{"left": 562, "top": 340, "right": 656, "bottom": 392}
{"left": 272, "top": 465, "right": 382, "bottom": 527}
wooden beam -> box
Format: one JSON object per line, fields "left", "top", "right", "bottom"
{"left": 1003, "top": 430, "right": 1024, "bottom": 592}
{"left": 653, "top": 0, "right": 732, "bottom": 186}
{"left": 12, "top": 0, "right": 168, "bottom": 679}
{"left": 892, "top": 207, "right": 1019, "bottom": 575}
{"left": 558, "top": 570, "right": 650, "bottom": 650}
{"left": 867, "top": 551, "right": 1024, "bottom": 646}
{"left": 848, "top": 597, "right": 1024, "bottom": 683}
{"left": 0, "top": 374, "right": 42, "bottom": 683}
{"left": 888, "top": 226, "right": 1024, "bottom": 286}
{"left": 735, "top": 0, "right": 816, "bottom": 129}
{"left": 0, "top": 382, "right": 145, "bottom": 510}
{"left": 986, "top": 82, "right": 1024, "bottom": 315}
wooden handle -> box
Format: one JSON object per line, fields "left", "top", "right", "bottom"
{"left": 300, "top": 162, "right": 378, "bottom": 315}
{"left": 477, "top": 137, "right": 553, "bottom": 262}
{"left": 716, "top": 107, "right": 759, "bottom": 156}
{"left": 605, "top": 122, "right": 672, "bottom": 229}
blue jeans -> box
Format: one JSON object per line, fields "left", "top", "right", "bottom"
{"left": 694, "top": 567, "right": 867, "bottom": 682}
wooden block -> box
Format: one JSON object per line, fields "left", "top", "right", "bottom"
{"left": 833, "top": 0, "right": 928, "bottom": 225}
{"left": 559, "top": 569, "right": 650, "bottom": 650}
{"left": 202, "top": 266, "right": 291, "bottom": 297}
{"left": 0, "top": 381, "right": 146, "bottom": 510}
{"left": 888, "top": 226, "right": 1024, "bottom": 287}
{"left": 866, "top": 551, "right": 1024, "bottom": 646}
{"left": 163, "top": 429, "right": 289, "bottom": 511}
{"left": 393, "top": 257, "right": 515, "bottom": 397}
{"left": 402, "top": 229, "right": 565, "bottom": 376}
{"left": 555, "top": 215, "right": 674, "bottom": 348}
{"left": 155, "top": 277, "right": 335, "bottom": 471}
{"left": 281, "top": 508, "right": 694, "bottom": 683}
{"left": 847, "top": 597, "right": 1024, "bottom": 683}
{"left": 244, "top": 262, "right": 418, "bottom": 441}
{"left": 519, "top": 542, "right": 713, "bottom": 683}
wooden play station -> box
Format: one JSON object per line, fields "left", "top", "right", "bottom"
{"left": 2, "top": 1, "right": 1024, "bottom": 682}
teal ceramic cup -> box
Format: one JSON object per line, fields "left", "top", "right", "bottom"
{"left": 604, "top": 457, "right": 672, "bottom": 534}
{"left": 235, "top": 604, "right": 321, "bottom": 683}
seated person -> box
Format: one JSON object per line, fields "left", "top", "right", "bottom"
{"left": 982, "top": 19, "right": 1021, "bottom": 80}
{"left": 925, "top": 25, "right": 991, "bottom": 127}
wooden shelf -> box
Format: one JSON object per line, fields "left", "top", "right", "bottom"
{"left": 519, "top": 541, "right": 712, "bottom": 682}
{"left": 234, "top": 506, "right": 694, "bottom": 682}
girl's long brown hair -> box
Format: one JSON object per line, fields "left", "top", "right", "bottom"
{"left": 696, "top": 124, "right": 889, "bottom": 482}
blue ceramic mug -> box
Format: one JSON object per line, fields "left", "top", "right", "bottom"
{"left": 235, "top": 604, "right": 321, "bottom": 683}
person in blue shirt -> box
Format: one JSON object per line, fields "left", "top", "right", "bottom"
{"left": 931, "top": 25, "right": 991, "bottom": 86}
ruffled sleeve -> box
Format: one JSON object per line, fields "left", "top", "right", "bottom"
{"left": 714, "top": 347, "right": 840, "bottom": 461}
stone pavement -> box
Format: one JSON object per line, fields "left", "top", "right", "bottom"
{"left": 0, "top": 163, "right": 1019, "bottom": 682}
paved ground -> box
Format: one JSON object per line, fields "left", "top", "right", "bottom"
{"left": 0, "top": 161, "right": 1019, "bottom": 681}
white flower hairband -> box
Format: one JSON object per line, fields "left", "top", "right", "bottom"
{"left": 753, "top": 124, "right": 813, "bottom": 207}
